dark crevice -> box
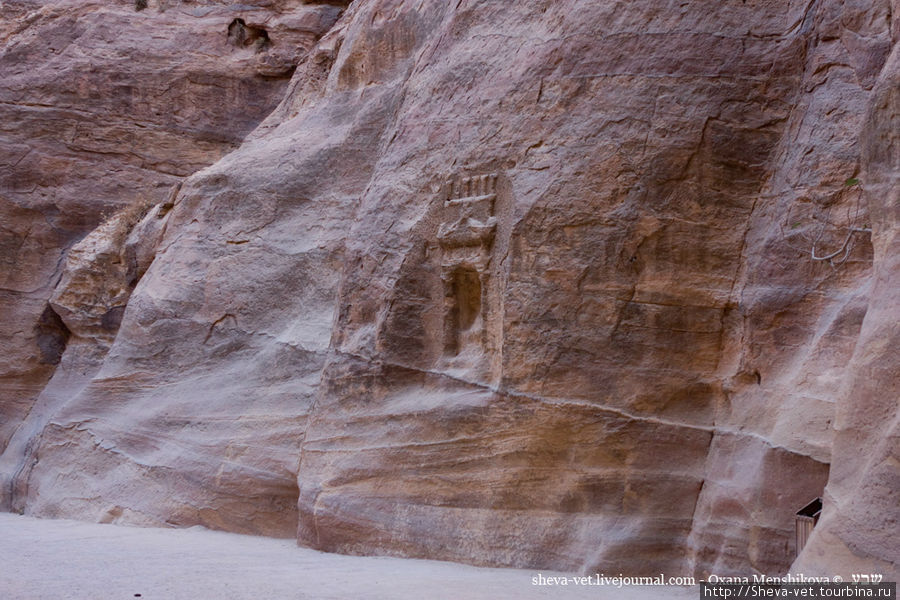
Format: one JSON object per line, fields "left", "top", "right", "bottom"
{"left": 101, "top": 305, "right": 127, "bottom": 332}
{"left": 34, "top": 304, "right": 70, "bottom": 365}
{"left": 157, "top": 201, "right": 174, "bottom": 218}
{"left": 443, "top": 266, "right": 482, "bottom": 356}
{"left": 227, "top": 18, "right": 271, "bottom": 52}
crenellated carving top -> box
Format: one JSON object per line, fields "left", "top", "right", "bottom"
{"left": 438, "top": 172, "right": 499, "bottom": 250}
{"left": 445, "top": 173, "right": 498, "bottom": 206}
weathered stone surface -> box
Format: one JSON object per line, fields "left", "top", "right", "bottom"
{"left": 0, "top": 0, "right": 343, "bottom": 454}
{"left": 793, "top": 39, "right": 900, "bottom": 580}
{"left": 0, "top": 0, "right": 896, "bottom": 580}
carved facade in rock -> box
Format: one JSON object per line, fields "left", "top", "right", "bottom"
{"left": 437, "top": 173, "right": 499, "bottom": 370}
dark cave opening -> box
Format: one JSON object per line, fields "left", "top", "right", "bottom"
{"left": 33, "top": 304, "right": 70, "bottom": 365}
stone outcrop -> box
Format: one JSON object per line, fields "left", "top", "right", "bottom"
{"left": 0, "top": 0, "right": 343, "bottom": 457}
{"left": 794, "top": 40, "right": 900, "bottom": 579}
{"left": 0, "top": 0, "right": 897, "bottom": 580}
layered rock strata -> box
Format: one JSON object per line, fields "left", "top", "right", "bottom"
{"left": 0, "top": 0, "right": 896, "bottom": 579}
{"left": 0, "top": 0, "right": 344, "bottom": 456}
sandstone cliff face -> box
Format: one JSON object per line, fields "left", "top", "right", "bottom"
{"left": 0, "top": 0, "right": 342, "bottom": 458}
{"left": 1, "top": 0, "right": 897, "bottom": 580}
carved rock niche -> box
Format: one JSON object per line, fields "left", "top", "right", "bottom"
{"left": 436, "top": 172, "right": 501, "bottom": 376}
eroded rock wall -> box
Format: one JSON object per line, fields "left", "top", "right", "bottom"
{"left": 0, "top": 0, "right": 896, "bottom": 578}
{"left": 794, "top": 38, "right": 900, "bottom": 580}
{"left": 0, "top": 0, "right": 343, "bottom": 456}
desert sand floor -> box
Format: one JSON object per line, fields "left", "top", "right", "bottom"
{"left": 0, "top": 513, "right": 697, "bottom": 599}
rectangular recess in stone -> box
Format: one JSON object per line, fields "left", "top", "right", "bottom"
{"left": 795, "top": 497, "right": 822, "bottom": 557}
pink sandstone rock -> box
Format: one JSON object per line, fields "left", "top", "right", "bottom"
{"left": 0, "top": 0, "right": 343, "bottom": 457}
{"left": 0, "top": 0, "right": 896, "bottom": 580}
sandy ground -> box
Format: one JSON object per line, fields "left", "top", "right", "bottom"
{"left": 0, "top": 513, "right": 697, "bottom": 600}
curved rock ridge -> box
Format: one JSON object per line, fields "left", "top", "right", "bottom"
{"left": 0, "top": 0, "right": 344, "bottom": 458}
{"left": 0, "top": 0, "right": 897, "bottom": 580}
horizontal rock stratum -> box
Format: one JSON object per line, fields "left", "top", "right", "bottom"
{"left": 0, "top": 0, "right": 897, "bottom": 581}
